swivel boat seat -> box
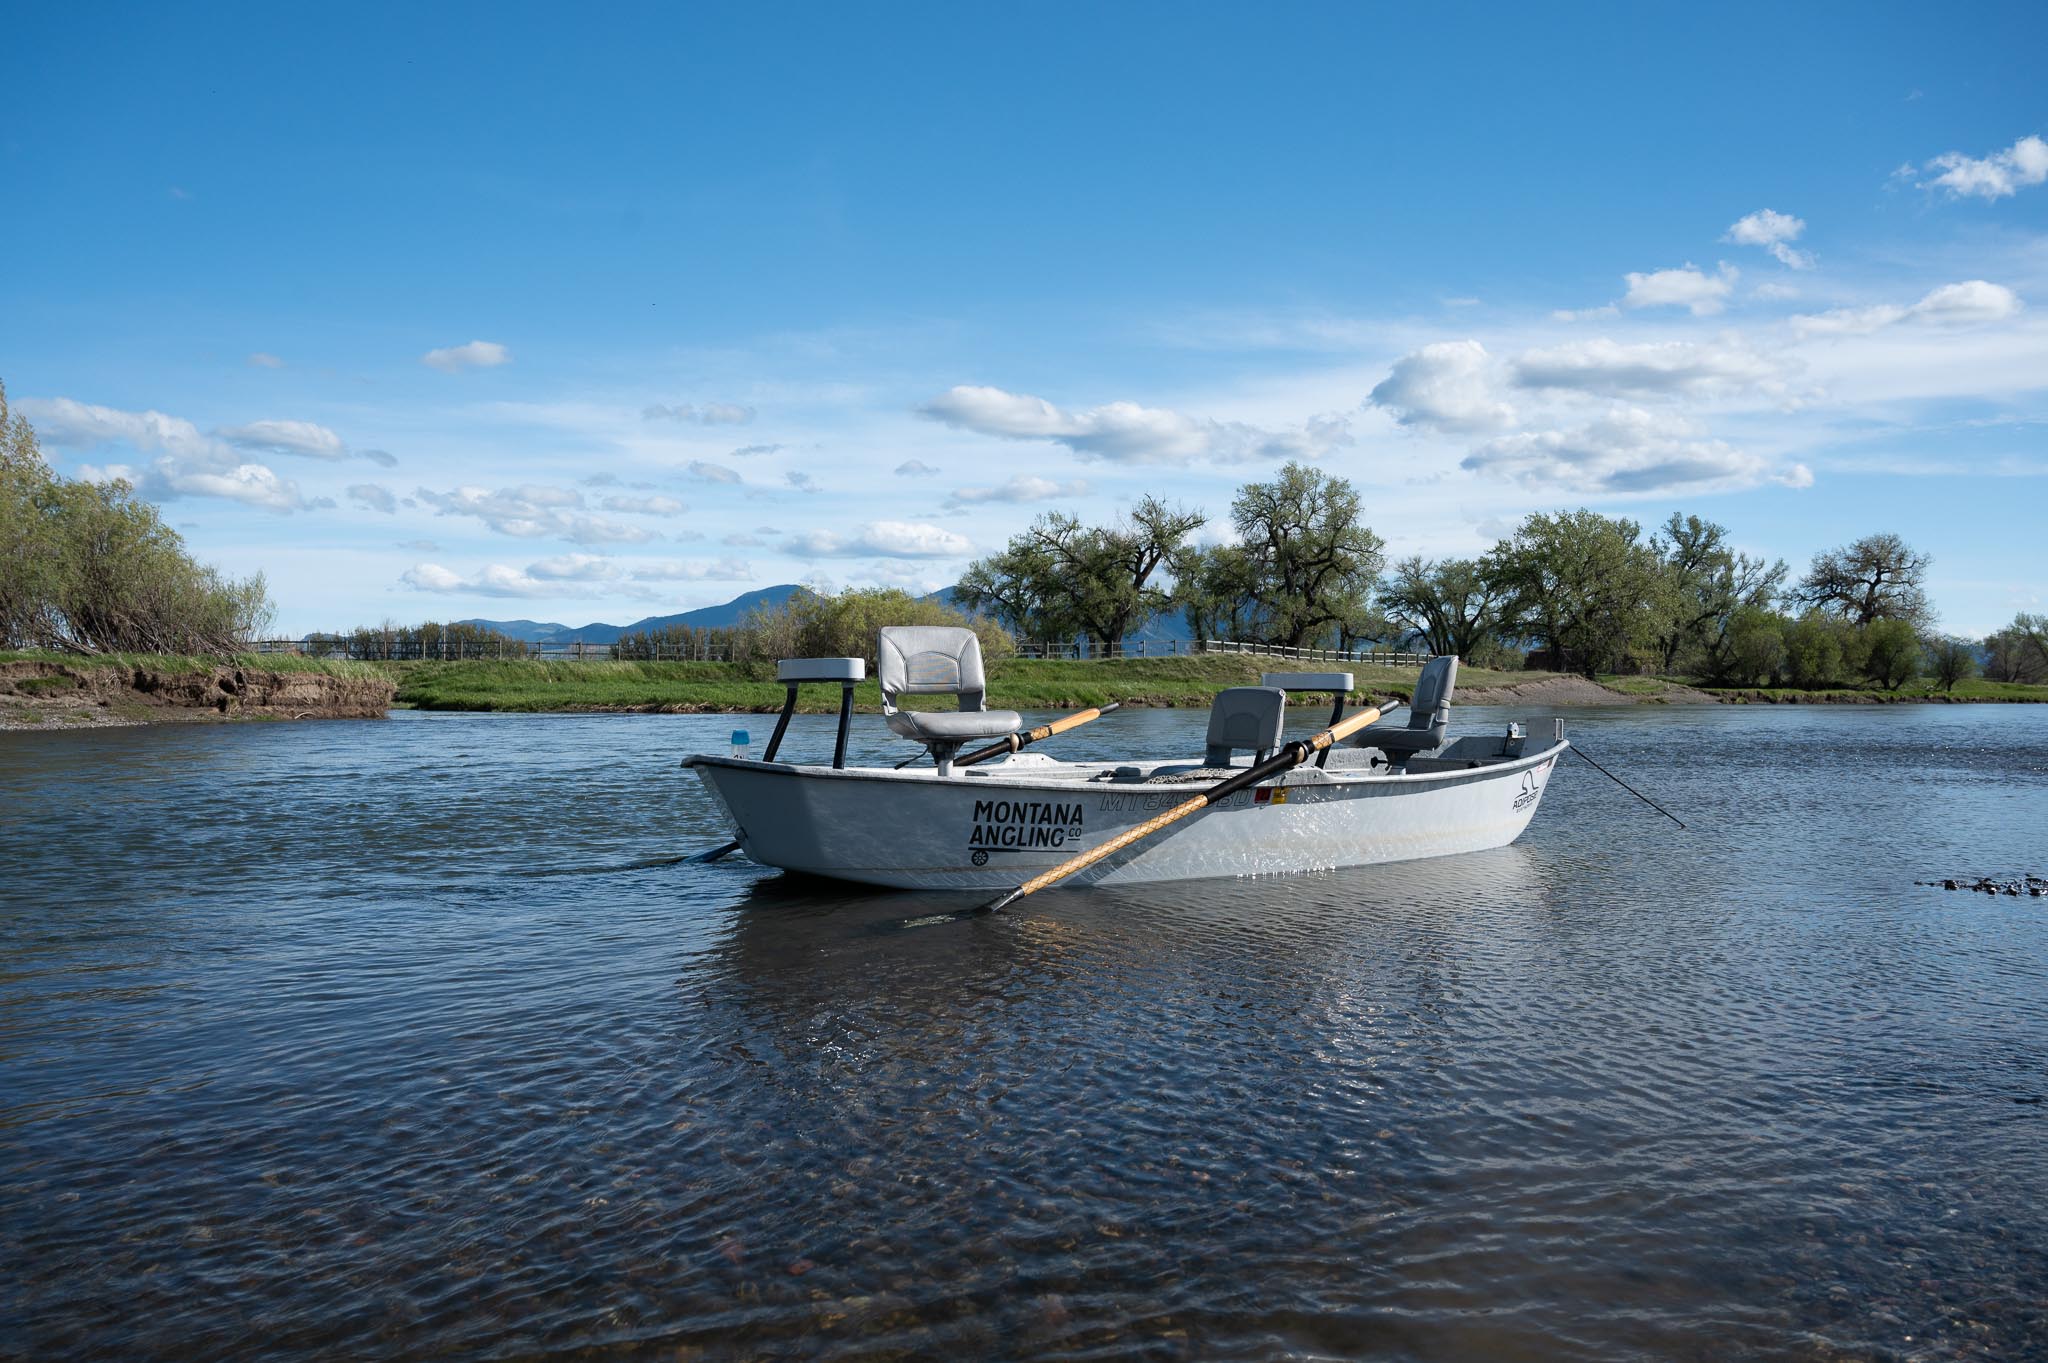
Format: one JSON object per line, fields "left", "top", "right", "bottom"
{"left": 877, "top": 626, "right": 1022, "bottom": 776}
{"left": 1350, "top": 655, "right": 1459, "bottom": 771}
{"left": 1203, "top": 686, "right": 1289, "bottom": 767}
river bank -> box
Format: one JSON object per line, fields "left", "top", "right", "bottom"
{"left": 8, "top": 653, "right": 2039, "bottom": 726}
{"left": 0, "top": 654, "right": 395, "bottom": 730}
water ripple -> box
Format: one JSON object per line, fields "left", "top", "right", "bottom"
{"left": 2, "top": 705, "right": 2045, "bottom": 1360}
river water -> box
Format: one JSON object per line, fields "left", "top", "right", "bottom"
{"left": 2, "top": 704, "right": 2044, "bottom": 1361}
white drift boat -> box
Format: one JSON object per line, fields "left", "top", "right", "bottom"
{"left": 685, "top": 627, "right": 1566, "bottom": 895}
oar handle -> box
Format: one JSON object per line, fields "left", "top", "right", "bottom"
{"left": 957, "top": 702, "right": 1122, "bottom": 769}
{"left": 979, "top": 701, "right": 1383, "bottom": 911}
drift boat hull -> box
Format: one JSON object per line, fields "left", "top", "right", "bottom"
{"left": 685, "top": 738, "right": 1566, "bottom": 891}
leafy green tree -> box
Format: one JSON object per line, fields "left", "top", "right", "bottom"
{"left": 1781, "top": 611, "right": 1846, "bottom": 687}
{"left": 1984, "top": 613, "right": 2048, "bottom": 683}
{"left": 1379, "top": 555, "right": 1511, "bottom": 659}
{"left": 1925, "top": 634, "right": 1977, "bottom": 693}
{"left": 1482, "top": 509, "right": 1663, "bottom": 677}
{"left": 1170, "top": 541, "right": 1263, "bottom": 641}
{"left": 1, "top": 379, "right": 272, "bottom": 656}
{"left": 1228, "top": 462, "right": 1385, "bottom": 648}
{"left": 1651, "top": 512, "right": 1787, "bottom": 675}
{"left": 1861, "top": 618, "right": 1921, "bottom": 690}
{"left": 954, "top": 539, "right": 1062, "bottom": 639}
{"left": 1721, "top": 606, "right": 1787, "bottom": 685}
{"left": 738, "top": 586, "right": 1010, "bottom": 667}
{"left": 958, "top": 497, "right": 1204, "bottom": 652}
{"left": 1792, "top": 533, "right": 1933, "bottom": 629}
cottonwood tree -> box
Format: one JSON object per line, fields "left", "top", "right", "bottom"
{"left": 1983, "top": 613, "right": 2048, "bottom": 683}
{"left": 1792, "top": 533, "right": 1933, "bottom": 629}
{"left": 1926, "top": 635, "right": 1977, "bottom": 693}
{"left": 954, "top": 540, "right": 1060, "bottom": 639}
{"left": 1861, "top": 618, "right": 1922, "bottom": 690}
{"left": 1483, "top": 509, "right": 1664, "bottom": 677}
{"left": 1379, "top": 555, "right": 1511, "bottom": 659}
{"left": 957, "top": 496, "right": 1204, "bottom": 653}
{"left": 1651, "top": 512, "right": 1788, "bottom": 676}
{"left": 1170, "top": 541, "right": 1263, "bottom": 641}
{"left": 1229, "top": 463, "right": 1386, "bottom": 649}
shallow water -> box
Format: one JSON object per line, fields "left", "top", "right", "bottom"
{"left": 3, "top": 704, "right": 2045, "bottom": 1361}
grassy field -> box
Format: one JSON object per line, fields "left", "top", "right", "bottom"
{"left": 385, "top": 654, "right": 1551, "bottom": 713}
{"left": 12, "top": 649, "right": 2040, "bottom": 714}
{"left": 0, "top": 649, "right": 383, "bottom": 679}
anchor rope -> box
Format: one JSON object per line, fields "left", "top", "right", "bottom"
{"left": 1567, "top": 744, "right": 1686, "bottom": 829}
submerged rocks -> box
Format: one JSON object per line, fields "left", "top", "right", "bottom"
{"left": 1922, "top": 873, "right": 2048, "bottom": 898}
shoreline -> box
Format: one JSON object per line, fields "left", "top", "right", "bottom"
{"left": 6, "top": 652, "right": 2041, "bottom": 728}
{"left": 0, "top": 657, "right": 395, "bottom": 731}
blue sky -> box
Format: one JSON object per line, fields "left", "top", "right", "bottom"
{"left": 3, "top": 3, "right": 2043, "bottom": 636}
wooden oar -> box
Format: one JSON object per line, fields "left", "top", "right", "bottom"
{"left": 979, "top": 702, "right": 1384, "bottom": 912}
{"left": 957, "top": 702, "right": 1121, "bottom": 769}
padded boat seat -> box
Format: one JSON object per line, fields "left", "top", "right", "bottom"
{"left": 886, "top": 709, "right": 1023, "bottom": 742}
{"left": 877, "top": 625, "right": 1013, "bottom": 775}
{"left": 1206, "top": 686, "right": 1287, "bottom": 766}
{"left": 1350, "top": 655, "right": 1459, "bottom": 769}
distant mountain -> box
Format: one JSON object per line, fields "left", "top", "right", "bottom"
{"left": 454, "top": 617, "right": 576, "bottom": 643}
{"left": 461, "top": 583, "right": 807, "bottom": 645}
{"left": 464, "top": 581, "right": 1198, "bottom": 647}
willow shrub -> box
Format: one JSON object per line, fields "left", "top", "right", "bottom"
{"left": 0, "top": 381, "right": 273, "bottom": 657}
{"left": 734, "top": 586, "right": 1013, "bottom": 669}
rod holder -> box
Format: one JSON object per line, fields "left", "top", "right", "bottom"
{"left": 763, "top": 657, "right": 866, "bottom": 768}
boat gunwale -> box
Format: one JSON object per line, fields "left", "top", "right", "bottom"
{"left": 684, "top": 737, "right": 1568, "bottom": 793}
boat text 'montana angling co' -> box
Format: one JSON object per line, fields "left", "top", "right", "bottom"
{"left": 684, "top": 627, "right": 1566, "bottom": 895}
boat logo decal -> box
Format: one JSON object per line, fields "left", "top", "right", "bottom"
{"left": 1513, "top": 770, "right": 1541, "bottom": 811}
{"left": 1253, "top": 786, "right": 1289, "bottom": 805}
{"left": 968, "top": 798, "right": 1085, "bottom": 854}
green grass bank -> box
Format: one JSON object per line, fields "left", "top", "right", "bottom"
{"left": 384, "top": 655, "right": 1561, "bottom": 714}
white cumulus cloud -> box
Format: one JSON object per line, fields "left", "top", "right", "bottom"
{"left": 347, "top": 483, "right": 397, "bottom": 514}
{"left": 1369, "top": 340, "right": 1516, "bottom": 433}
{"left": 401, "top": 562, "right": 564, "bottom": 597}
{"left": 919, "top": 385, "right": 1349, "bottom": 464}
{"left": 1510, "top": 338, "right": 1784, "bottom": 399}
{"left": 946, "top": 475, "right": 1091, "bottom": 508}
{"left": 415, "top": 483, "right": 660, "bottom": 544}
{"left": 1791, "top": 280, "right": 2023, "bottom": 337}
{"left": 894, "top": 459, "right": 941, "bottom": 477}
{"left": 24, "top": 397, "right": 311, "bottom": 512}
{"left": 420, "top": 340, "right": 511, "bottom": 372}
{"left": 1723, "top": 209, "right": 1813, "bottom": 269}
{"left": 1916, "top": 134, "right": 2048, "bottom": 200}
{"left": 218, "top": 419, "right": 349, "bottom": 460}
{"left": 1622, "top": 263, "right": 1738, "bottom": 315}
{"left": 1461, "top": 406, "right": 1812, "bottom": 494}
{"left": 686, "top": 460, "right": 742, "bottom": 484}
{"left": 786, "top": 520, "right": 973, "bottom": 559}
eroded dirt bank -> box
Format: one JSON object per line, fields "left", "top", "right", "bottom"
{"left": 0, "top": 660, "right": 395, "bottom": 730}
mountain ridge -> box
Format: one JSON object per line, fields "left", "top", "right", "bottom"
{"left": 462, "top": 584, "right": 1199, "bottom": 645}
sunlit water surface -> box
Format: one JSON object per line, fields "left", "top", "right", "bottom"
{"left": 3, "top": 705, "right": 2045, "bottom": 1361}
